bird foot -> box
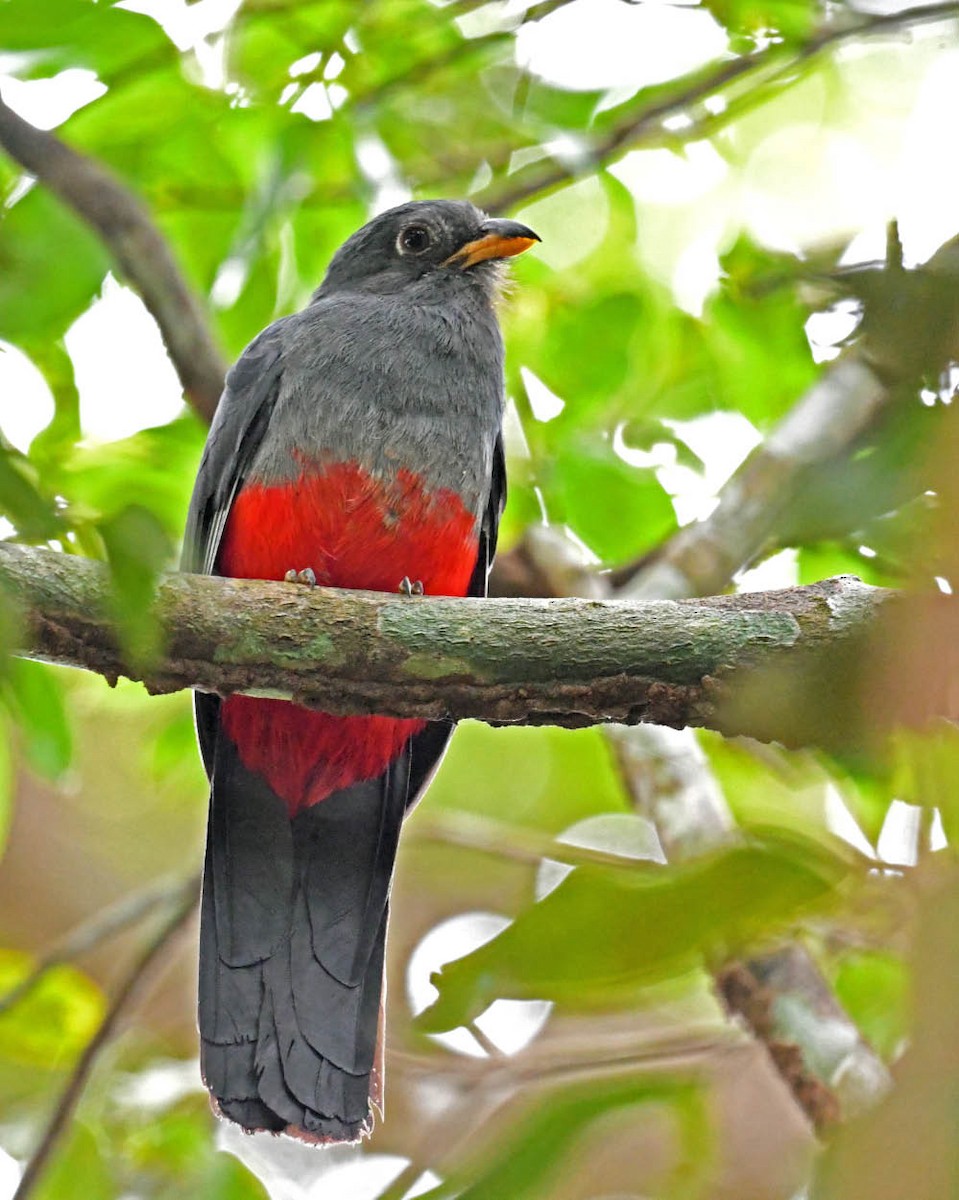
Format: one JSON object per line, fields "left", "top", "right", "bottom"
{"left": 284, "top": 567, "right": 317, "bottom": 587}
{"left": 398, "top": 576, "right": 425, "bottom": 597}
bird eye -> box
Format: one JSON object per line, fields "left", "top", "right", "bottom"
{"left": 397, "top": 225, "right": 432, "bottom": 255}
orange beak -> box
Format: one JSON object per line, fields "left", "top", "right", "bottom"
{"left": 444, "top": 219, "right": 540, "bottom": 269}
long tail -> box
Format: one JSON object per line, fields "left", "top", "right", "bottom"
{"left": 198, "top": 734, "right": 408, "bottom": 1143}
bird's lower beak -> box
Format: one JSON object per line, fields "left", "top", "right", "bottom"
{"left": 445, "top": 219, "right": 540, "bottom": 269}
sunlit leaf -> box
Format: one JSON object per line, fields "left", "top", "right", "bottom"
{"left": 0, "top": 0, "right": 171, "bottom": 82}
{"left": 0, "top": 189, "right": 109, "bottom": 343}
{"left": 0, "top": 951, "right": 104, "bottom": 1068}
{"left": 419, "top": 831, "right": 856, "bottom": 1033}
{"left": 547, "top": 436, "right": 676, "bottom": 564}
{"left": 832, "top": 950, "right": 908, "bottom": 1063}
{"left": 0, "top": 444, "right": 60, "bottom": 542}
{"left": 2, "top": 659, "right": 72, "bottom": 779}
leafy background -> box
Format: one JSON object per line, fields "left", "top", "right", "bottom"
{"left": 0, "top": 0, "right": 958, "bottom": 1197}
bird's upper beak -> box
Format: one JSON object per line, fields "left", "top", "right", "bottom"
{"left": 444, "top": 219, "right": 540, "bottom": 269}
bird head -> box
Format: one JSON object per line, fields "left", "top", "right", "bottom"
{"left": 315, "top": 200, "right": 539, "bottom": 300}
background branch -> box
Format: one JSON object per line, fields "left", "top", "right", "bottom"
{"left": 11, "top": 875, "right": 198, "bottom": 1200}
{"left": 610, "top": 232, "right": 959, "bottom": 599}
{"left": 0, "top": 91, "right": 226, "bottom": 422}
{"left": 0, "top": 874, "right": 193, "bottom": 1018}
{"left": 481, "top": 2, "right": 959, "bottom": 213}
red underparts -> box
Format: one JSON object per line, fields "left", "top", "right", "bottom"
{"left": 217, "top": 462, "right": 479, "bottom": 815}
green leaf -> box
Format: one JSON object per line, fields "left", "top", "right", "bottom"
{"left": 547, "top": 437, "right": 676, "bottom": 564}
{"left": 701, "top": 0, "right": 816, "bottom": 42}
{"left": 700, "top": 239, "right": 818, "bottom": 428}
{"left": 832, "top": 951, "right": 907, "bottom": 1062}
{"left": 422, "top": 1074, "right": 707, "bottom": 1200}
{"left": 99, "top": 505, "right": 175, "bottom": 667}
{"left": 192, "top": 1154, "right": 270, "bottom": 1200}
{"left": 0, "top": 719, "right": 13, "bottom": 854}
{"left": 19, "top": 341, "right": 82, "bottom": 470}
{"left": 56, "top": 415, "right": 205, "bottom": 539}
{"left": 0, "top": 442, "right": 61, "bottom": 541}
{"left": 427, "top": 724, "right": 631, "bottom": 832}
{"left": 2, "top": 659, "right": 72, "bottom": 779}
{"left": 0, "top": 188, "right": 109, "bottom": 343}
{"left": 32, "top": 1123, "right": 114, "bottom": 1200}
{"left": 117, "top": 1091, "right": 269, "bottom": 1198}
{"left": 418, "top": 831, "right": 855, "bottom": 1033}
{"left": 0, "top": 0, "right": 171, "bottom": 82}
{"left": 889, "top": 723, "right": 959, "bottom": 848}
{"left": 0, "top": 950, "right": 104, "bottom": 1068}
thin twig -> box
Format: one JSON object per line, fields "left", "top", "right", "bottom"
{"left": 377, "top": 1029, "right": 741, "bottom": 1199}
{"left": 615, "top": 230, "right": 959, "bottom": 600}
{"left": 412, "top": 809, "right": 665, "bottom": 872}
{"left": 0, "top": 92, "right": 226, "bottom": 423}
{"left": 0, "top": 874, "right": 190, "bottom": 1017}
{"left": 11, "top": 875, "right": 199, "bottom": 1200}
{"left": 481, "top": 1, "right": 959, "bottom": 213}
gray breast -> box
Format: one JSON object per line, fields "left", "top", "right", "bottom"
{"left": 248, "top": 285, "right": 506, "bottom": 521}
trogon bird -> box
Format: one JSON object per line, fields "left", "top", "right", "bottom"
{"left": 182, "top": 200, "right": 538, "bottom": 1143}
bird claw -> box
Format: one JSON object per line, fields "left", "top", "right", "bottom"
{"left": 284, "top": 567, "right": 317, "bottom": 587}
{"left": 398, "top": 576, "right": 425, "bottom": 597}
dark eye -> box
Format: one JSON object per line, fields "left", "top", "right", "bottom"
{"left": 398, "top": 225, "right": 432, "bottom": 255}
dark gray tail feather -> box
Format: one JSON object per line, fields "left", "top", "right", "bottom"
{"left": 198, "top": 733, "right": 409, "bottom": 1142}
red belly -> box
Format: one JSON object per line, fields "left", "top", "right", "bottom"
{"left": 217, "top": 462, "right": 478, "bottom": 813}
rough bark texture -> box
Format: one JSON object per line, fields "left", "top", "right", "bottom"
{"left": 0, "top": 542, "right": 898, "bottom": 744}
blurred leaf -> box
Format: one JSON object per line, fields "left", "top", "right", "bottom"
{"left": 701, "top": 0, "right": 816, "bottom": 42}
{"left": 117, "top": 1091, "right": 268, "bottom": 1198}
{"left": 813, "top": 871, "right": 959, "bottom": 1200}
{"left": 0, "top": 188, "right": 109, "bottom": 343}
{"left": 54, "top": 415, "right": 205, "bottom": 539}
{"left": 0, "top": 719, "right": 12, "bottom": 853}
{"left": 701, "top": 237, "right": 818, "bottom": 428}
{"left": 0, "top": 951, "right": 103, "bottom": 1068}
{"left": 698, "top": 734, "right": 834, "bottom": 843}
{"left": 99, "top": 505, "right": 174, "bottom": 666}
{"left": 0, "top": 0, "right": 171, "bottom": 82}
{"left": 32, "top": 1123, "right": 113, "bottom": 1200}
{"left": 547, "top": 436, "right": 676, "bottom": 564}
{"left": 419, "top": 831, "right": 855, "bottom": 1033}
{"left": 19, "top": 341, "right": 82, "bottom": 470}
{"left": 797, "top": 543, "right": 888, "bottom": 589}
{"left": 2, "top": 659, "right": 72, "bottom": 779}
{"left": 890, "top": 722, "right": 959, "bottom": 848}
{"left": 196, "top": 1153, "right": 270, "bottom": 1200}
{"left": 424, "top": 1075, "right": 706, "bottom": 1200}
{"left": 0, "top": 443, "right": 61, "bottom": 542}
{"left": 146, "top": 705, "right": 201, "bottom": 782}
{"left": 427, "top": 724, "right": 631, "bottom": 833}
{"left": 832, "top": 950, "right": 907, "bottom": 1062}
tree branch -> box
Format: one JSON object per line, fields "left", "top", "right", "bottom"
{"left": 0, "top": 91, "right": 227, "bottom": 423}
{"left": 0, "top": 541, "right": 904, "bottom": 746}
{"left": 0, "top": 874, "right": 192, "bottom": 1018}
{"left": 614, "top": 232, "right": 959, "bottom": 600}
{"left": 481, "top": 2, "right": 959, "bottom": 214}
{"left": 11, "top": 875, "right": 198, "bottom": 1200}
{"left": 611, "top": 725, "right": 892, "bottom": 1133}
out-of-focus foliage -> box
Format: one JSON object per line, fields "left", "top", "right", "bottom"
{"left": 421, "top": 831, "right": 854, "bottom": 1028}
{"left": 0, "top": 0, "right": 957, "bottom": 1197}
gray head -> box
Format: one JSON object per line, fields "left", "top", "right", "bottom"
{"left": 314, "top": 200, "right": 539, "bottom": 301}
